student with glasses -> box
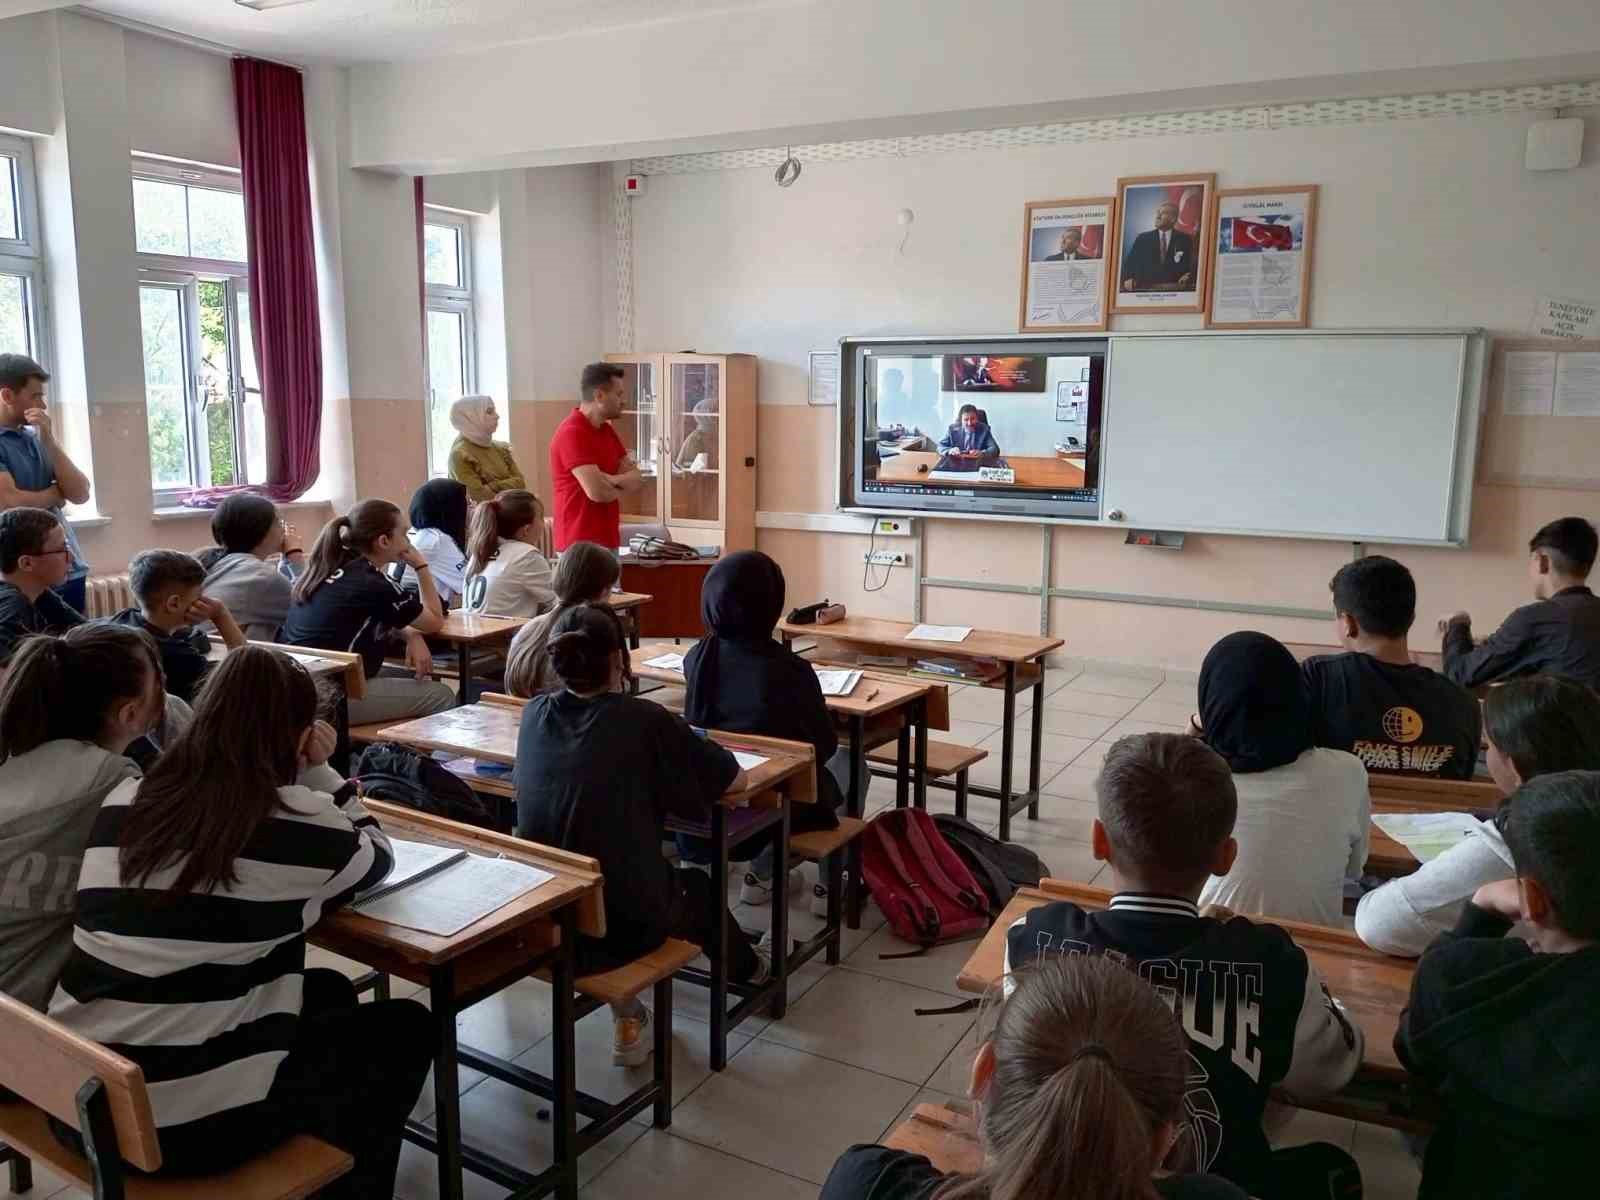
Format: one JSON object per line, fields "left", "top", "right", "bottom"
{"left": 0, "top": 506, "right": 84, "bottom": 667}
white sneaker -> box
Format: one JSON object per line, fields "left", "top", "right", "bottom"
{"left": 811, "top": 871, "right": 846, "bottom": 919}
{"left": 612, "top": 1007, "right": 652, "bottom": 1067}
{"left": 748, "top": 937, "right": 773, "bottom": 987}
{"left": 739, "top": 871, "right": 773, "bottom": 905}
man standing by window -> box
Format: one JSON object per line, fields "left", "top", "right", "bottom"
{"left": 549, "top": 362, "right": 645, "bottom": 551}
{"left": 0, "top": 355, "right": 90, "bottom": 613}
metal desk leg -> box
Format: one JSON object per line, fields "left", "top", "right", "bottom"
{"left": 847, "top": 714, "right": 866, "bottom": 929}
{"left": 998, "top": 662, "right": 1017, "bottom": 842}
{"left": 429, "top": 962, "right": 464, "bottom": 1200}
{"left": 332, "top": 686, "right": 352, "bottom": 777}
{"left": 914, "top": 697, "right": 929, "bottom": 811}
{"left": 1028, "top": 662, "right": 1047, "bottom": 820}
{"left": 895, "top": 724, "right": 911, "bottom": 809}
{"left": 628, "top": 610, "right": 641, "bottom": 651}
{"left": 550, "top": 908, "right": 578, "bottom": 1200}
{"left": 710, "top": 803, "right": 730, "bottom": 1070}
{"left": 455, "top": 640, "right": 471, "bottom": 706}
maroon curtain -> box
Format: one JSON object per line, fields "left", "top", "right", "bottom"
{"left": 415, "top": 176, "right": 426, "bottom": 346}
{"left": 233, "top": 56, "right": 322, "bottom": 501}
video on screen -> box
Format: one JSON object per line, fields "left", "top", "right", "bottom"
{"left": 862, "top": 352, "right": 1102, "bottom": 500}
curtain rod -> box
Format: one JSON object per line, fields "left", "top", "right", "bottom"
{"left": 71, "top": 7, "right": 307, "bottom": 73}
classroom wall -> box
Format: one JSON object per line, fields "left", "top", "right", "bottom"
{"left": 629, "top": 104, "right": 1600, "bottom": 669}
{"left": 122, "top": 31, "right": 239, "bottom": 170}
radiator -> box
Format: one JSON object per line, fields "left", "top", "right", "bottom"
{"left": 84, "top": 573, "right": 135, "bottom": 619}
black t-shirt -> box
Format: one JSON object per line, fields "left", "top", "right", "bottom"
{"left": 514, "top": 690, "right": 739, "bottom": 965}
{"left": 1302, "top": 651, "right": 1481, "bottom": 779}
{"left": 820, "top": 1146, "right": 1248, "bottom": 1200}
{"left": 281, "top": 558, "right": 423, "bottom": 676}
{"left": 0, "top": 580, "right": 83, "bottom": 665}
{"left": 105, "top": 609, "right": 212, "bottom": 703}
{"left": 1006, "top": 900, "right": 1332, "bottom": 1194}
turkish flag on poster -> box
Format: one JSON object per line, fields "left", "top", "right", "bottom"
{"left": 1079, "top": 224, "right": 1102, "bottom": 256}
{"left": 1166, "top": 185, "right": 1204, "bottom": 235}
{"left": 1231, "top": 217, "right": 1294, "bottom": 250}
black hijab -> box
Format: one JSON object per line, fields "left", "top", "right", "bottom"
{"left": 1198, "top": 631, "right": 1313, "bottom": 774}
{"left": 409, "top": 478, "right": 469, "bottom": 552}
{"left": 701, "top": 550, "right": 786, "bottom": 642}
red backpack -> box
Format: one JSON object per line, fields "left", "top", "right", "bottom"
{"left": 861, "top": 808, "right": 991, "bottom": 946}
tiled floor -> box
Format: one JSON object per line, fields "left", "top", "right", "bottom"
{"left": 26, "top": 659, "right": 1421, "bottom": 1200}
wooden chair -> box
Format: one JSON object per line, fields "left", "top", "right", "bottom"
{"left": 883, "top": 1102, "right": 981, "bottom": 1175}
{"left": 0, "top": 991, "right": 351, "bottom": 1200}
{"left": 867, "top": 740, "right": 988, "bottom": 819}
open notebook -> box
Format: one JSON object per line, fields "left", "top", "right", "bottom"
{"left": 354, "top": 838, "right": 554, "bottom": 937}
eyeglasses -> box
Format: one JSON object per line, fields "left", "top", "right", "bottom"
{"left": 29, "top": 548, "right": 70, "bottom": 559}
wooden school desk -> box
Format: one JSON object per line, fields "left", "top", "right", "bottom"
{"left": 957, "top": 880, "right": 1429, "bottom": 1130}
{"left": 779, "top": 616, "right": 1062, "bottom": 842}
{"left": 605, "top": 590, "right": 653, "bottom": 650}
{"left": 883, "top": 1102, "right": 982, "bottom": 1176}
{"left": 632, "top": 645, "right": 935, "bottom": 926}
{"left": 435, "top": 611, "right": 527, "bottom": 705}
{"left": 207, "top": 640, "right": 365, "bottom": 770}
{"left": 370, "top": 695, "right": 818, "bottom": 1069}
{"left": 311, "top": 800, "right": 604, "bottom": 1200}
{"left": 874, "top": 450, "right": 1087, "bottom": 490}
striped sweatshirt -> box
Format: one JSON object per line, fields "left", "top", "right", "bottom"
{"left": 48, "top": 772, "right": 392, "bottom": 1134}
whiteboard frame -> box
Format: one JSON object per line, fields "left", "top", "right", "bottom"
{"left": 836, "top": 328, "right": 1486, "bottom": 548}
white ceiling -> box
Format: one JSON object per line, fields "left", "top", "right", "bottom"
{"left": 79, "top": 0, "right": 810, "bottom": 64}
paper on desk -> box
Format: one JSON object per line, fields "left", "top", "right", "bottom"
{"left": 731, "top": 751, "right": 770, "bottom": 772}
{"left": 906, "top": 624, "right": 972, "bottom": 643}
{"left": 643, "top": 652, "right": 686, "bottom": 672}
{"left": 1372, "top": 812, "right": 1484, "bottom": 864}
{"left": 814, "top": 668, "right": 863, "bottom": 696}
{"left": 358, "top": 839, "right": 466, "bottom": 903}
{"left": 355, "top": 854, "right": 555, "bottom": 937}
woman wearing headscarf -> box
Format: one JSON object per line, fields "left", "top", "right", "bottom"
{"left": 447, "top": 395, "right": 528, "bottom": 503}
{"left": 1192, "top": 631, "right": 1369, "bottom": 926}
{"left": 402, "top": 479, "right": 470, "bottom": 606}
{"left": 684, "top": 551, "right": 842, "bottom": 908}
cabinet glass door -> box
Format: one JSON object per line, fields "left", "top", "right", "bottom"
{"left": 613, "top": 359, "right": 660, "bottom": 522}
{"left": 668, "top": 359, "right": 721, "bottom": 524}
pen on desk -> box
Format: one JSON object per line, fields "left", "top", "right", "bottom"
{"left": 864, "top": 687, "right": 880, "bottom": 701}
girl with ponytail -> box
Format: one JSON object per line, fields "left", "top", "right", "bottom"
{"left": 0, "top": 624, "right": 165, "bottom": 1010}
{"left": 504, "top": 541, "right": 620, "bottom": 696}
{"left": 462, "top": 489, "right": 555, "bottom": 617}
{"left": 821, "top": 957, "right": 1248, "bottom": 1200}
{"left": 282, "top": 499, "right": 455, "bottom": 725}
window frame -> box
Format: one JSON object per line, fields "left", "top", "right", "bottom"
{"left": 0, "top": 132, "right": 51, "bottom": 371}
{"left": 132, "top": 157, "right": 258, "bottom": 502}
{"left": 422, "top": 207, "right": 477, "bottom": 476}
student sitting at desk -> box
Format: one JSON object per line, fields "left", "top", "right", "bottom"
{"left": 1005, "top": 733, "right": 1363, "bottom": 1200}
{"left": 463, "top": 489, "right": 556, "bottom": 618}
{"left": 821, "top": 957, "right": 1249, "bottom": 1200}
{"left": 0, "top": 506, "right": 83, "bottom": 667}
{"left": 400, "top": 478, "right": 471, "bottom": 606}
{"left": 514, "top": 604, "right": 771, "bottom": 1068}
{"left": 685, "top": 550, "right": 841, "bottom": 911}
{"left": 1440, "top": 516, "right": 1600, "bottom": 691}
{"left": 106, "top": 549, "right": 246, "bottom": 705}
{"left": 196, "top": 493, "right": 306, "bottom": 642}
{"left": 1304, "top": 555, "right": 1480, "bottom": 778}
{"left": 0, "top": 625, "right": 164, "bottom": 1010}
{"left": 1397, "top": 769, "right": 1600, "bottom": 1200}
{"left": 504, "top": 541, "right": 619, "bottom": 696}
{"left": 48, "top": 648, "right": 431, "bottom": 1198}
{"left": 937, "top": 404, "right": 1000, "bottom": 459}
{"left": 1355, "top": 675, "right": 1600, "bottom": 957}
{"left": 1193, "top": 632, "right": 1369, "bottom": 927}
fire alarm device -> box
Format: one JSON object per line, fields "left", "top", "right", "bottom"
{"left": 624, "top": 174, "right": 646, "bottom": 195}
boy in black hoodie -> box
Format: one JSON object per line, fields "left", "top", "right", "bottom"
{"left": 1397, "top": 768, "right": 1600, "bottom": 1199}
{"left": 1004, "top": 732, "right": 1364, "bottom": 1200}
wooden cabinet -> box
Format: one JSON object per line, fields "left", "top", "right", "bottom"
{"left": 604, "top": 352, "right": 757, "bottom": 552}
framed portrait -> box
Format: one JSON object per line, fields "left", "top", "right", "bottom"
{"left": 1109, "top": 173, "right": 1216, "bottom": 315}
{"left": 1206, "top": 184, "right": 1318, "bottom": 329}
{"left": 1018, "top": 196, "right": 1114, "bottom": 332}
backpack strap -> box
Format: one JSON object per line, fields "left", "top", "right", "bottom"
{"left": 903, "top": 814, "right": 988, "bottom": 915}
{"left": 869, "top": 820, "right": 941, "bottom": 943}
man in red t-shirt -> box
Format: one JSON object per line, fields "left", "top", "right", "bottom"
{"left": 549, "top": 362, "right": 646, "bottom": 551}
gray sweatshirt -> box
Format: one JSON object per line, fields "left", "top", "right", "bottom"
{"left": 200, "top": 552, "right": 301, "bottom": 642}
{"left": 0, "top": 741, "right": 140, "bottom": 1010}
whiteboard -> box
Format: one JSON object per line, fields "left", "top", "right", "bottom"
{"left": 1100, "top": 330, "right": 1484, "bottom": 545}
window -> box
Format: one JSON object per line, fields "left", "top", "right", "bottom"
{"left": 133, "top": 161, "right": 262, "bottom": 498}
{"left": 0, "top": 134, "right": 48, "bottom": 366}
{"left": 423, "top": 209, "right": 475, "bottom": 476}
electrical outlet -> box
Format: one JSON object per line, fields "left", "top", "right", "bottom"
{"left": 863, "top": 549, "right": 909, "bottom": 567}
{"left": 873, "top": 517, "right": 913, "bottom": 536}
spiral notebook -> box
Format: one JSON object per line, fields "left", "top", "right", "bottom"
{"left": 355, "top": 839, "right": 554, "bottom": 936}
